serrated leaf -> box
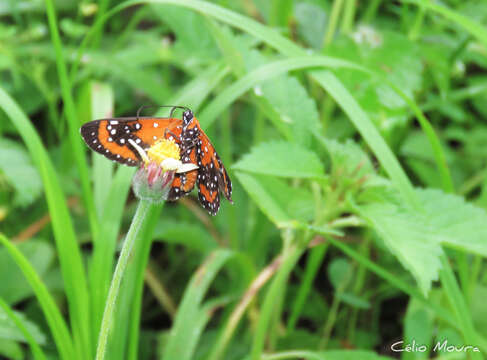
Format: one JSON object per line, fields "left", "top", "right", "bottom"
{"left": 235, "top": 172, "right": 315, "bottom": 226}
{"left": 0, "top": 138, "right": 42, "bottom": 207}
{"left": 233, "top": 141, "right": 324, "bottom": 178}
{"left": 240, "top": 47, "right": 320, "bottom": 147}
{"left": 322, "top": 138, "right": 375, "bottom": 177}
{"left": 0, "top": 309, "right": 46, "bottom": 345}
{"left": 260, "top": 74, "right": 321, "bottom": 147}
{"left": 358, "top": 192, "right": 443, "bottom": 296}
{"left": 151, "top": 5, "right": 219, "bottom": 62}
{"left": 358, "top": 187, "right": 487, "bottom": 295}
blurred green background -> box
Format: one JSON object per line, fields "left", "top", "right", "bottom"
{"left": 1, "top": 0, "right": 487, "bottom": 359}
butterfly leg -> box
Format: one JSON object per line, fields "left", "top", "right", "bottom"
{"left": 164, "top": 128, "right": 181, "bottom": 142}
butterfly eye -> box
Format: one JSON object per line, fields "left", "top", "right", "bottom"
{"left": 182, "top": 110, "right": 193, "bottom": 124}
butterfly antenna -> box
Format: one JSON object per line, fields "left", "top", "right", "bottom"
{"left": 136, "top": 105, "right": 191, "bottom": 120}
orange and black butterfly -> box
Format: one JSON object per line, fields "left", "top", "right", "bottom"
{"left": 80, "top": 106, "right": 232, "bottom": 215}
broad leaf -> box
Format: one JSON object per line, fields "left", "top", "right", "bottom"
{"left": 358, "top": 187, "right": 487, "bottom": 295}
{"left": 235, "top": 172, "right": 315, "bottom": 226}
{"left": 0, "top": 138, "right": 42, "bottom": 207}
{"left": 233, "top": 141, "right": 324, "bottom": 178}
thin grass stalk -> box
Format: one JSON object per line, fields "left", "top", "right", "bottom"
{"left": 95, "top": 200, "right": 152, "bottom": 360}
{"left": 43, "top": 4, "right": 96, "bottom": 354}
{"left": 251, "top": 244, "right": 305, "bottom": 360}
{"left": 0, "top": 298, "right": 47, "bottom": 360}
{"left": 324, "top": 0, "right": 345, "bottom": 47}
{"left": 43, "top": 0, "right": 99, "bottom": 239}
{"left": 439, "top": 255, "right": 483, "bottom": 360}
{"left": 0, "top": 235, "right": 75, "bottom": 360}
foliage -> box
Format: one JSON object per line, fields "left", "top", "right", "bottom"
{"left": 1, "top": 0, "right": 487, "bottom": 359}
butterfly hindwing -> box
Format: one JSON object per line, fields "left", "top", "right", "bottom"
{"left": 195, "top": 128, "right": 232, "bottom": 216}
{"left": 80, "top": 117, "right": 182, "bottom": 166}
{"left": 167, "top": 146, "right": 198, "bottom": 201}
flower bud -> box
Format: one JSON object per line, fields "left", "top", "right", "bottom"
{"left": 130, "top": 138, "right": 198, "bottom": 203}
{"left": 132, "top": 162, "right": 175, "bottom": 203}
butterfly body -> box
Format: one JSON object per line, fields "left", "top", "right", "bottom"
{"left": 80, "top": 110, "right": 232, "bottom": 215}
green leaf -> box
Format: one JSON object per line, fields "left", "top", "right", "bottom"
{"left": 0, "top": 307, "right": 46, "bottom": 345}
{"left": 403, "top": 0, "right": 487, "bottom": 49}
{"left": 151, "top": 4, "right": 219, "bottom": 61}
{"left": 234, "top": 172, "right": 315, "bottom": 225}
{"left": 162, "top": 249, "right": 234, "bottom": 360}
{"left": 0, "top": 234, "right": 75, "bottom": 360}
{"left": 294, "top": 2, "right": 327, "bottom": 49}
{"left": 328, "top": 257, "right": 351, "bottom": 288}
{"left": 403, "top": 299, "right": 434, "bottom": 360}
{"left": 0, "top": 298, "right": 47, "bottom": 360}
{"left": 0, "top": 86, "right": 87, "bottom": 360}
{"left": 153, "top": 220, "right": 218, "bottom": 253}
{"left": 0, "top": 241, "right": 54, "bottom": 304}
{"left": 321, "top": 138, "right": 375, "bottom": 178}
{"left": 233, "top": 141, "right": 324, "bottom": 179}
{"left": 0, "top": 339, "right": 23, "bottom": 360}
{"left": 0, "top": 138, "right": 42, "bottom": 207}
{"left": 358, "top": 188, "right": 443, "bottom": 296}
{"left": 359, "top": 187, "right": 487, "bottom": 295}
{"left": 259, "top": 75, "right": 321, "bottom": 147}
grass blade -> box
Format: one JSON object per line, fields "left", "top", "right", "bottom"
{"left": 0, "top": 298, "right": 47, "bottom": 360}
{"left": 0, "top": 235, "right": 74, "bottom": 360}
{"left": 0, "top": 86, "right": 91, "bottom": 360}
{"left": 162, "top": 249, "right": 234, "bottom": 360}
{"left": 402, "top": 0, "right": 487, "bottom": 48}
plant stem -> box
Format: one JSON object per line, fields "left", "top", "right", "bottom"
{"left": 341, "top": 0, "right": 356, "bottom": 34}
{"left": 251, "top": 243, "right": 305, "bottom": 360}
{"left": 324, "top": 0, "right": 345, "bottom": 47}
{"left": 408, "top": 2, "right": 426, "bottom": 40}
{"left": 95, "top": 200, "right": 151, "bottom": 360}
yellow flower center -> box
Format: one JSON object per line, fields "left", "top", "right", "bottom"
{"left": 146, "top": 139, "right": 180, "bottom": 165}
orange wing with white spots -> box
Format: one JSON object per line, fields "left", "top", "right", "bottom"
{"left": 194, "top": 123, "right": 233, "bottom": 216}
{"left": 167, "top": 146, "right": 198, "bottom": 201}
{"left": 80, "top": 117, "right": 182, "bottom": 166}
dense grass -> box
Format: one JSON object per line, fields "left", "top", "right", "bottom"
{"left": 1, "top": 1, "right": 487, "bottom": 359}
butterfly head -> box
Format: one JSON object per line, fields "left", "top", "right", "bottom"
{"left": 182, "top": 110, "right": 194, "bottom": 126}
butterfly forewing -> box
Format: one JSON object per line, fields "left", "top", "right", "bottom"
{"left": 81, "top": 112, "right": 232, "bottom": 216}
{"left": 80, "top": 117, "right": 182, "bottom": 166}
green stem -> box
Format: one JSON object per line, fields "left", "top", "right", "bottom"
{"left": 287, "top": 244, "right": 328, "bottom": 332}
{"left": 408, "top": 2, "right": 426, "bottom": 40}
{"left": 251, "top": 244, "right": 305, "bottom": 360}
{"left": 95, "top": 200, "right": 151, "bottom": 360}
{"left": 439, "top": 255, "right": 482, "bottom": 360}
{"left": 324, "top": 0, "right": 345, "bottom": 47}
{"left": 341, "top": 0, "right": 356, "bottom": 34}
{"left": 319, "top": 262, "right": 353, "bottom": 349}
{"left": 362, "top": 0, "right": 382, "bottom": 22}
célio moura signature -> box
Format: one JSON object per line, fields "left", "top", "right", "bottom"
{"left": 391, "top": 340, "right": 480, "bottom": 353}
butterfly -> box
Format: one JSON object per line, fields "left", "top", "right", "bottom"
{"left": 80, "top": 106, "right": 232, "bottom": 215}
